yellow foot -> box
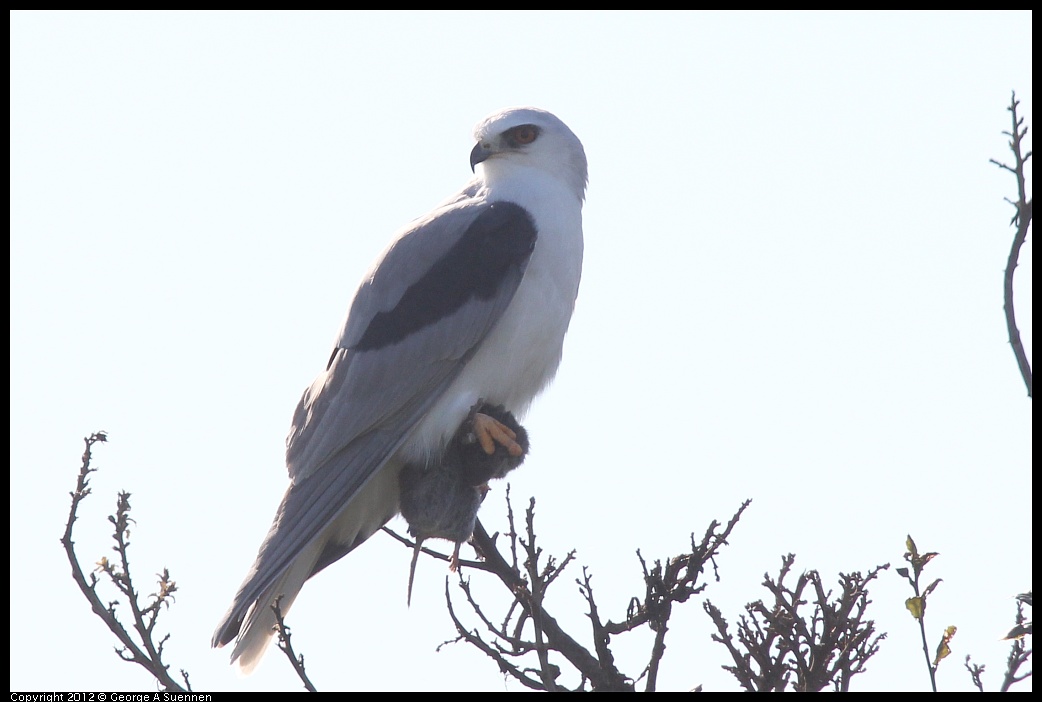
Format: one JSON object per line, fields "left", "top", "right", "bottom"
{"left": 449, "top": 542, "right": 462, "bottom": 572}
{"left": 473, "top": 412, "right": 524, "bottom": 457}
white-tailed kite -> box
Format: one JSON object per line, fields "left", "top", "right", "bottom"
{"left": 212, "top": 107, "right": 587, "bottom": 672}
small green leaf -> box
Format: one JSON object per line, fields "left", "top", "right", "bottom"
{"left": 923, "top": 578, "right": 943, "bottom": 597}
{"left": 906, "top": 596, "right": 924, "bottom": 619}
{"left": 933, "top": 625, "right": 957, "bottom": 666}
{"left": 919, "top": 552, "right": 939, "bottom": 568}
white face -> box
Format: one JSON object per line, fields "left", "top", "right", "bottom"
{"left": 472, "top": 107, "right": 588, "bottom": 199}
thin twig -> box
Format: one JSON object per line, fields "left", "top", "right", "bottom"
{"left": 964, "top": 655, "right": 986, "bottom": 692}
{"left": 381, "top": 525, "right": 493, "bottom": 574}
{"left": 272, "top": 595, "right": 317, "bottom": 692}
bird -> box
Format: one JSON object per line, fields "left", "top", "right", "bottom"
{"left": 212, "top": 107, "right": 587, "bottom": 672}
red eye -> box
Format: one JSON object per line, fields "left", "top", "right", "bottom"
{"left": 512, "top": 125, "right": 538, "bottom": 145}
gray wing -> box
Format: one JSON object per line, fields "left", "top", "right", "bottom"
{"left": 213, "top": 197, "right": 536, "bottom": 646}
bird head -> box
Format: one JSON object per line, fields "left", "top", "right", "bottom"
{"left": 470, "top": 107, "right": 587, "bottom": 202}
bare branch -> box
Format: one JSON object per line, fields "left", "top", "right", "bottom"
{"left": 707, "top": 555, "right": 888, "bottom": 691}
{"left": 989, "top": 90, "right": 1033, "bottom": 397}
{"left": 61, "top": 432, "right": 188, "bottom": 691}
{"left": 396, "top": 490, "right": 752, "bottom": 691}
{"left": 441, "top": 578, "right": 546, "bottom": 690}
{"left": 999, "top": 598, "right": 1033, "bottom": 692}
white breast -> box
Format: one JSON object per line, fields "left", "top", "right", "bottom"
{"left": 402, "top": 166, "right": 584, "bottom": 461}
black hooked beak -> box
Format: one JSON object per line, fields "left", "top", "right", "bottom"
{"left": 470, "top": 142, "right": 493, "bottom": 172}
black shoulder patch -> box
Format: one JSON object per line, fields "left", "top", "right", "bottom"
{"left": 355, "top": 202, "right": 537, "bottom": 352}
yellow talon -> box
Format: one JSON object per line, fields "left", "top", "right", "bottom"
{"left": 472, "top": 412, "right": 524, "bottom": 456}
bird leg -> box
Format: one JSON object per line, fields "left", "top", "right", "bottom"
{"left": 472, "top": 412, "right": 524, "bottom": 457}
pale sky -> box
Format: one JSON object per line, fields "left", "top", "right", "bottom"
{"left": 11, "top": 10, "right": 1032, "bottom": 692}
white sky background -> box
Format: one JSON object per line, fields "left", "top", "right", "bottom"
{"left": 10, "top": 10, "right": 1032, "bottom": 692}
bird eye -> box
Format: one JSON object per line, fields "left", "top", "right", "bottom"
{"left": 508, "top": 125, "right": 539, "bottom": 146}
